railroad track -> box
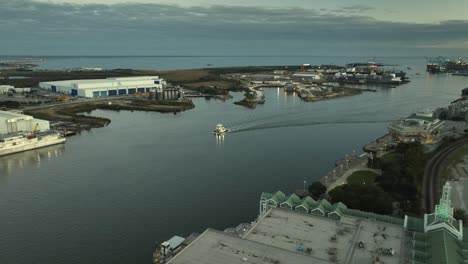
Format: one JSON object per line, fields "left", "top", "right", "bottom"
{"left": 422, "top": 138, "right": 468, "bottom": 213}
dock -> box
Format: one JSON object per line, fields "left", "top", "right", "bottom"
{"left": 362, "top": 133, "right": 394, "bottom": 154}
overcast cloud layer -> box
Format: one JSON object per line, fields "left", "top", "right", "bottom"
{"left": 2, "top": 0, "right": 468, "bottom": 56}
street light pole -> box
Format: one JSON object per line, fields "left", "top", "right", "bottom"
{"left": 303, "top": 180, "right": 306, "bottom": 193}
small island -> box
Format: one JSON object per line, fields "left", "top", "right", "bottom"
{"left": 234, "top": 88, "right": 265, "bottom": 109}
{"left": 297, "top": 86, "right": 365, "bottom": 102}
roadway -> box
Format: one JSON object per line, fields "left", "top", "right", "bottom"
{"left": 422, "top": 138, "right": 468, "bottom": 213}
{"left": 22, "top": 96, "right": 136, "bottom": 111}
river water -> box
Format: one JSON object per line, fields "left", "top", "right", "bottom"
{"left": 0, "top": 56, "right": 467, "bottom": 264}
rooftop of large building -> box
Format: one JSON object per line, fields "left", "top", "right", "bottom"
{"left": 387, "top": 109, "right": 444, "bottom": 135}
{"left": 245, "top": 208, "right": 406, "bottom": 264}
{"left": 169, "top": 208, "right": 407, "bottom": 264}
{"left": 40, "top": 76, "right": 161, "bottom": 87}
{"left": 169, "top": 227, "right": 326, "bottom": 264}
{"left": 0, "top": 110, "right": 32, "bottom": 121}
{"left": 168, "top": 189, "right": 468, "bottom": 264}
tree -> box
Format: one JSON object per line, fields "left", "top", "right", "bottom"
{"left": 308, "top": 181, "right": 326, "bottom": 200}
{"left": 329, "top": 184, "right": 393, "bottom": 215}
{"left": 376, "top": 143, "right": 426, "bottom": 215}
{"left": 454, "top": 208, "right": 467, "bottom": 222}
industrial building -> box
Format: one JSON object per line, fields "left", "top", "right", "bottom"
{"left": 0, "top": 111, "right": 50, "bottom": 135}
{"left": 39, "top": 76, "right": 166, "bottom": 98}
{"left": 292, "top": 72, "right": 322, "bottom": 80}
{"left": 151, "top": 86, "right": 185, "bottom": 101}
{"left": 0, "top": 85, "right": 31, "bottom": 94}
{"left": 442, "top": 88, "right": 468, "bottom": 121}
{"left": 167, "top": 184, "right": 467, "bottom": 264}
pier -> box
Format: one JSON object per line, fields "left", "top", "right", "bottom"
{"left": 362, "top": 133, "right": 394, "bottom": 154}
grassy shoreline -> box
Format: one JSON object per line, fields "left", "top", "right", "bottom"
{"left": 24, "top": 99, "right": 194, "bottom": 133}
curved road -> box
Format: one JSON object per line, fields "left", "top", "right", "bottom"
{"left": 423, "top": 138, "right": 468, "bottom": 213}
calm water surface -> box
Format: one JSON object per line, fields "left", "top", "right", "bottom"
{"left": 0, "top": 56, "right": 467, "bottom": 264}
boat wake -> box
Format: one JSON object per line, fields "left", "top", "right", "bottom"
{"left": 224, "top": 110, "right": 393, "bottom": 133}
{"left": 229, "top": 120, "right": 391, "bottom": 133}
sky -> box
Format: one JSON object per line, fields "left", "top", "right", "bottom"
{"left": 2, "top": 0, "right": 468, "bottom": 56}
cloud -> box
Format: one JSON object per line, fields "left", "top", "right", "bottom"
{"left": 1, "top": 0, "right": 468, "bottom": 55}
{"left": 419, "top": 41, "right": 468, "bottom": 49}
{"left": 332, "top": 4, "right": 375, "bottom": 14}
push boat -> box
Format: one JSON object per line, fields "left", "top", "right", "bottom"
{"left": 213, "top": 124, "right": 229, "bottom": 135}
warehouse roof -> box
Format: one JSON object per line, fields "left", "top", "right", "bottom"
{"left": 40, "top": 79, "right": 109, "bottom": 86}
{"left": 169, "top": 208, "right": 407, "bottom": 264}
{"left": 168, "top": 228, "right": 330, "bottom": 264}
{"left": 40, "top": 76, "right": 161, "bottom": 87}
{"left": 0, "top": 110, "right": 32, "bottom": 121}
{"left": 244, "top": 208, "right": 406, "bottom": 264}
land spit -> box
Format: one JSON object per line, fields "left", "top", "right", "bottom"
{"left": 24, "top": 98, "right": 194, "bottom": 135}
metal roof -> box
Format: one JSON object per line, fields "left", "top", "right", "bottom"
{"left": 40, "top": 76, "right": 161, "bottom": 89}
{"left": 168, "top": 228, "right": 330, "bottom": 264}
{"left": 0, "top": 110, "right": 32, "bottom": 121}
{"left": 426, "top": 230, "right": 462, "bottom": 264}
{"left": 245, "top": 208, "right": 406, "bottom": 264}
{"left": 165, "top": 236, "right": 185, "bottom": 250}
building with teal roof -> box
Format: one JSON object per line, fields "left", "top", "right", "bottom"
{"left": 169, "top": 183, "right": 466, "bottom": 264}
{"left": 259, "top": 182, "right": 467, "bottom": 264}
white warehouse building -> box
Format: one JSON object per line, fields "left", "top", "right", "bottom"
{"left": 0, "top": 111, "right": 50, "bottom": 135}
{"left": 39, "top": 76, "right": 166, "bottom": 98}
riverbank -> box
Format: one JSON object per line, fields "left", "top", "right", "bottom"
{"left": 24, "top": 98, "right": 194, "bottom": 134}
{"left": 0, "top": 66, "right": 298, "bottom": 95}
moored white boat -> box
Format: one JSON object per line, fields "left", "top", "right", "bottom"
{"left": 0, "top": 131, "right": 65, "bottom": 156}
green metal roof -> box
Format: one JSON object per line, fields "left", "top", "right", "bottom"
{"left": 295, "top": 196, "right": 315, "bottom": 210}
{"left": 407, "top": 216, "right": 425, "bottom": 233}
{"left": 330, "top": 207, "right": 344, "bottom": 216}
{"left": 268, "top": 191, "right": 286, "bottom": 204}
{"left": 426, "top": 230, "right": 462, "bottom": 264}
{"left": 331, "top": 202, "right": 347, "bottom": 211}
{"left": 262, "top": 191, "right": 402, "bottom": 225}
{"left": 317, "top": 199, "right": 332, "bottom": 211}
{"left": 281, "top": 193, "right": 301, "bottom": 207}
{"left": 260, "top": 192, "right": 273, "bottom": 200}
{"left": 312, "top": 203, "right": 325, "bottom": 213}
{"left": 463, "top": 227, "right": 468, "bottom": 243}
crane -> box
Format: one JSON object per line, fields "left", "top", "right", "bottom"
{"left": 32, "top": 123, "right": 40, "bottom": 134}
